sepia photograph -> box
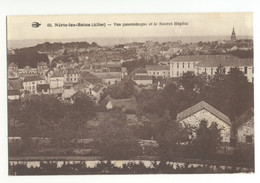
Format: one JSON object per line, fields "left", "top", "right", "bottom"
{"left": 6, "top": 13, "right": 254, "bottom": 175}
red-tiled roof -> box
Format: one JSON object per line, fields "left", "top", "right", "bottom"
{"left": 176, "top": 101, "right": 231, "bottom": 126}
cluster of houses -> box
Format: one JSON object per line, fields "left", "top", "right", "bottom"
{"left": 8, "top": 28, "right": 254, "bottom": 153}
{"left": 130, "top": 54, "right": 254, "bottom": 86}
{"left": 8, "top": 61, "right": 106, "bottom": 103}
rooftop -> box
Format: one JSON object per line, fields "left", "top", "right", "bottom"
{"left": 236, "top": 108, "right": 254, "bottom": 128}
{"left": 132, "top": 75, "right": 153, "bottom": 81}
{"left": 176, "top": 101, "right": 231, "bottom": 126}
{"left": 8, "top": 90, "right": 20, "bottom": 96}
{"left": 92, "top": 83, "right": 105, "bottom": 93}
{"left": 171, "top": 55, "right": 253, "bottom": 67}
{"left": 37, "top": 84, "right": 50, "bottom": 92}
{"left": 8, "top": 79, "right": 23, "bottom": 90}
{"left": 8, "top": 62, "right": 18, "bottom": 68}
{"left": 146, "top": 65, "right": 170, "bottom": 71}
{"left": 24, "top": 76, "right": 44, "bottom": 82}
{"left": 107, "top": 96, "right": 137, "bottom": 112}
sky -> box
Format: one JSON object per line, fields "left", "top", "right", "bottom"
{"left": 7, "top": 13, "right": 253, "bottom": 40}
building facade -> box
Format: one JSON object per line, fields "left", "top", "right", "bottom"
{"left": 146, "top": 65, "right": 170, "bottom": 78}
{"left": 176, "top": 101, "right": 231, "bottom": 143}
{"left": 236, "top": 108, "right": 254, "bottom": 144}
{"left": 23, "top": 76, "right": 46, "bottom": 94}
{"left": 170, "top": 55, "right": 254, "bottom": 83}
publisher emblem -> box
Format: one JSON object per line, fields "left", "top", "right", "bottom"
{"left": 32, "top": 22, "right": 41, "bottom": 28}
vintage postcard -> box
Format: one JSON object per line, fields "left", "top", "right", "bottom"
{"left": 7, "top": 13, "right": 254, "bottom": 175}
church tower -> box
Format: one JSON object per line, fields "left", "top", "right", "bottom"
{"left": 231, "top": 27, "right": 236, "bottom": 41}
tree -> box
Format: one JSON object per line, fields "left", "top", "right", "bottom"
{"left": 193, "top": 120, "right": 222, "bottom": 158}
{"left": 98, "top": 110, "right": 139, "bottom": 159}
{"left": 8, "top": 100, "right": 22, "bottom": 125}
{"left": 101, "top": 79, "right": 136, "bottom": 100}
{"left": 154, "top": 111, "right": 192, "bottom": 161}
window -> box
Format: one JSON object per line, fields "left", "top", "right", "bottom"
{"left": 205, "top": 68, "right": 206, "bottom": 73}
{"left": 177, "top": 63, "right": 179, "bottom": 68}
{"left": 183, "top": 62, "right": 185, "bottom": 68}
{"left": 211, "top": 68, "right": 213, "bottom": 75}
{"left": 177, "top": 71, "right": 179, "bottom": 77}
{"left": 188, "top": 63, "right": 190, "bottom": 68}
{"left": 246, "top": 135, "right": 253, "bottom": 143}
{"left": 244, "top": 67, "right": 248, "bottom": 74}
{"left": 193, "top": 62, "right": 195, "bottom": 68}
{"left": 252, "top": 67, "right": 254, "bottom": 73}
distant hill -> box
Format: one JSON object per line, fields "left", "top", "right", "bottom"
{"left": 7, "top": 41, "right": 99, "bottom": 68}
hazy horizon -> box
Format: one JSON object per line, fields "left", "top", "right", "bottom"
{"left": 8, "top": 35, "right": 253, "bottom": 49}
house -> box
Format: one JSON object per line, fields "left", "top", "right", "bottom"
{"left": 36, "top": 84, "right": 50, "bottom": 95}
{"left": 23, "top": 76, "right": 46, "bottom": 94}
{"left": 170, "top": 55, "right": 201, "bottom": 77}
{"left": 37, "top": 62, "right": 49, "bottom": 77}
{"left": 8, "top": 79, "right": 23, "bottom": 92}
{"left": 45, "top": 69, "right": 54, "bottom": 83}
{"left": 70, "top": 90, "right": 91, "bottom": 103}
{"left": 90, "top": 63, "right": 122, "bottom": 85}
{"left": 102, "top": 76, "right": 121, "bottom": 85}
{"left": 62, "top": 86, "right": 77, "bottom": 100}
{"left": 134, "top": 68, "right": 148, "bottom": 76}
{"left": 49, "top": 71, "right": 64, "bottom": 89}
{"left": 8, "top": 70, "right": 19, "bottom": 79}
{"left": 8, "top": 62, "right": 18, "bottom": 72}
{"left": 8, "top": 62, "right": 19, "bottom": 79}
{"left": 63, "top": 68, "right": 80, "bottom": 84}
{"left": 146, "top": 65, "right": 170, "bottom": 78}
{"left": 105, "top": 96, "right": 137, "bottom": 113}
{"left": 91, "top": 83, "right": 106, "bottom": 102}
{"left": 236, "top": 108, "right": 254, "bottom": 144}
{"left": 18, "top": 66, "right": 38, "bottom": 77}
{"left": 176, "top": 101, "right": 231, "bottom": 143}
{"left": 8, "top": 90, "right": 20, "bottom": 100}
{"left": 74, "top": 80, "right": 94, "bottom": 95}
{"left": 132, "top": 75, "right": 153, "bottom": 86}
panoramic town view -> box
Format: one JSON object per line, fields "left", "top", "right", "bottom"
{"left": 7, "top": 14, "right": 254, "bottom": 175}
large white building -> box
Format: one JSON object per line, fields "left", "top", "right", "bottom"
{"left": 170, "top": 55, "right": 254, "bottom": 83}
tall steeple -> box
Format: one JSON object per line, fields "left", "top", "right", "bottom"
{"left": 231, "top": 27, "right": 236, "bottom": 41}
